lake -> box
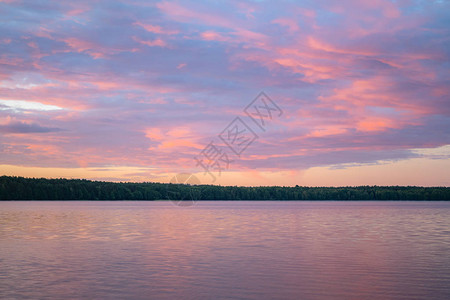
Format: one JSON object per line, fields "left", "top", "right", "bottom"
{"left": 1, "top": 201, "right": 449, "bottom": 299}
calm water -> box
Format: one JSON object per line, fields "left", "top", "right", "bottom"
{"left": 1, "top": 201, "right": 449, "bottom": 300}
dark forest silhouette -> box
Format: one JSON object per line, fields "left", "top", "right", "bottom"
{"left": 1, "top": 176, "right": 449, "bottom": 201}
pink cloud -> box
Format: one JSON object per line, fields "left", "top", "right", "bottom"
{"left": 134, "top": 22, "right": 179, "bottom": 35}
{"left": 133, "top": 36, "right": 168, "bottom": 48}
{"left": 201, "top": 31, "right": 230, "bottom": 42}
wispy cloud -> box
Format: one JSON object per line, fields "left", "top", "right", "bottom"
{"left": 0, "top": 99, "right": 63, "bottom": 111}
{"left": 0, "top": 121, "right": 61, "bottom": 134}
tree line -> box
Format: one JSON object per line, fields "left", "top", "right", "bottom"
{"left": 0, "top": 176, "right": 449, "bottom": 200}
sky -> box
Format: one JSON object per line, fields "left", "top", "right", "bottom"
{"left": 0, "top": 0, "right": 449, "bottom": 186}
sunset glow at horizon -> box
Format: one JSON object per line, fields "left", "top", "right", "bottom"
{"left": 1, "top": 0, "right": 449, "bottom": 186}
